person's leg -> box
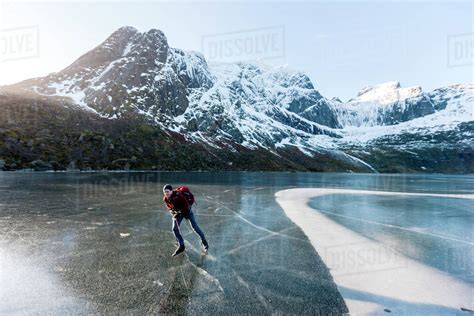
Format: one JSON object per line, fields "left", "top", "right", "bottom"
{"left": 172, "top": 214, "right": 185, "bottom": 246}
{"left": 185, "top": 210, "right": 207, "bottom": 243}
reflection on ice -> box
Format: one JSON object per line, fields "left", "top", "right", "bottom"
{"left": 0, "top": 246, "right": 93, "bottom": 314}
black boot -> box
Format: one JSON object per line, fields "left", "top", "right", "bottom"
{"left": 172, "top": 245, "right": 185, "bottom": 257}
{"left": 201, "top": 240, "right": 209, "bottom": 252}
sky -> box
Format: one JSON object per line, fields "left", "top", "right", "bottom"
{"left": 0, "top": 1, "right": 472, "bottom": 100}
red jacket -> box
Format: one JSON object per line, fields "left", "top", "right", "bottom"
{"left": 163, "top": 190, "right": 190, "bottom": 213}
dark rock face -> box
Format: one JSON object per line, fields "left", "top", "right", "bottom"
{"left": 393, "top": 96, "right": 435, "bottom": 124}
{"left": 263, "top": 71, "right": 340, "bottom": 128}
{"left": 370, "top": 95, "right": 436, "bottom": 126}
{"left": 299, "top": 99, "right": 341, "bottom": 128}
{"left": 428, "top": 85, "right": 467, "bottom": 111}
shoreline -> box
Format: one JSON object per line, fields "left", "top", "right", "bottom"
{"left": 1, "top": 169, "right": 473, "bottom": 176}
{"left": 275, "top": 188, "right": 474, "bottom": 315}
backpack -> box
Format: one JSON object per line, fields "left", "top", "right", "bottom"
{"left": 176, "top": 186, "right": 195, "bottom": 206}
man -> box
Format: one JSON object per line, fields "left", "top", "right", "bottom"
{"left": 162, "top": 184, "right": 209, "bottom": 257}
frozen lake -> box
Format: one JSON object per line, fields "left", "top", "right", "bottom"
{"left": 0, "top": 172, "right": 472, "bottom": 314}
{"left": 310, "top": 191, "right": 473, "bottom": 283}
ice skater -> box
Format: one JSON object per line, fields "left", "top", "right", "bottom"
{"left": 162, "top": 184, "right": 209, "bottom": 257}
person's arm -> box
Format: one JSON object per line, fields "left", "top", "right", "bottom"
{"left": 163, "top": 196, "right": 179, "bottom": 218}
{"left": 163, "top": 196, "right": 173, "bottom": 210}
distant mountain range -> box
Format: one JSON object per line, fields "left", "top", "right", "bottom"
{"left": 1, "top": 26, "right": 472, "bottom": 172}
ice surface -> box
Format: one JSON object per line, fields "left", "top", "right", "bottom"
{"left": 276, "top": 188, "right": 474, "bottom": 315}
{"left": 2, "top": 172, "right": 472, "bottom": 314}
{"left": 0, "top": 172, "right": 352, "bottom": 314}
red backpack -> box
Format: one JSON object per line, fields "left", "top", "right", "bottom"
{"left": 176, "top": 186, "right": 195, "bottom": 206}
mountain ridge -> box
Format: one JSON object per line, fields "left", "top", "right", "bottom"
{"left": 1, "top": 26, "right": 472, "bottom": 173}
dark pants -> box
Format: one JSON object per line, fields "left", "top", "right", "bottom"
{"left": 172, "top": 210, "right": 206, "bottom": 246}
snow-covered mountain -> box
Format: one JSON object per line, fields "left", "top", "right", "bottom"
{"left": 338, "top": 84, "right": 473, "bottom": 142}
{"left": 1, "top": 26, "right": 472, "bottom": 173}
{"left": 11, "top": 27, "right": 341, "bottom": 147}
{"left": 335, "top": 81, "right": 438, "bottom": 127}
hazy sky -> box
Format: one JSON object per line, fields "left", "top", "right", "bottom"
{"left": 0, "top": 1, "right": 472, "bottom": 100}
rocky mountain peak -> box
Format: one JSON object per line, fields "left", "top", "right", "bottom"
{"left": 114, "top": 25, "right": 139, "bottom": 35}
{"left": 356, "top": 81, "right": 401, "bottom": 97}
{"left": 350, "top": 81, "right": 423, "bottom": 106}
{"left": 65, "top": 26, "right": 139, "bottom": 71}
{"left": 60, "top": 27, "right": 169, "bottom": 76}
